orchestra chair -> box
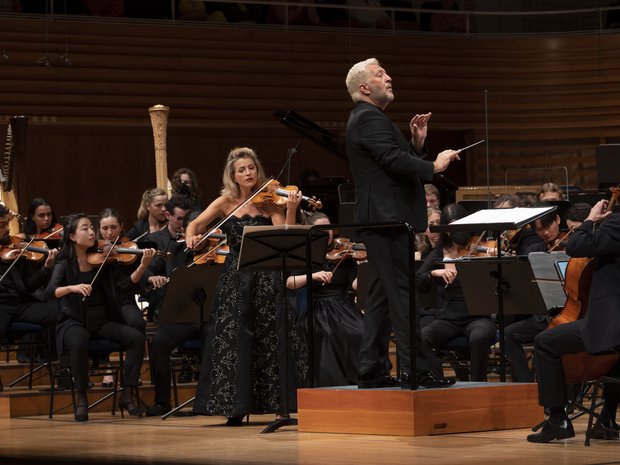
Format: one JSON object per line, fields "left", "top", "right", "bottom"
{"left": 169, "top": 338, "right": 201, "bottom": 409}
{"left": 48, "top": 339, "right": 129, "bottom": 419}
{"left": 561, "top": 351, "right": 620, "bottom": 446}
{"left": 1, "top": 322, "right": 53, "bottom": 389}
{"left": 434, "top": 330, "right": 500, "bottom": 382}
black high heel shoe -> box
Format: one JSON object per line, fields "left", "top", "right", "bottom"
{"left": 118, "top": 398, "right": 146, "bottom": 417}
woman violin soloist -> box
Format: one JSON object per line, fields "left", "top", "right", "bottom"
{"left": 286, "top": 212, "right": 364, "bottom": 387}
{"left": 185, "top": 146, "right": 307, "bottom": 426}
{"left": 22, "top": 197, "right": 63, "bottom": 241}
{"left": 46, "top": 214, "right": 157, "bottom": 421}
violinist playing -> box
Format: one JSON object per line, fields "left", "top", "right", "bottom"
{"left": 504, "top": 203, "right": 590, "bottom": 383}
{"left": 125, "top": 187, "right": 168, "bottom": 241}
{"left": 285, "top": 213, "right": 364, "bottom": 387}
{"left": 416, "top": 204, "right": 497, "bottom": 382}
{"left": 141, "top": 195, "right": 193, "bottom": 323}
{"left": 22, "top": 197, "right": 63, "bottom": 241}
{"left": 186, "top": 146, "right": 305, "bottom": 425}
{"left": 0, "top": 204, "right": 59, "bottom": 391}
{"left": 527, "top": 198, "right": 620, "bottom": 443}
{"left": 46, "top": 214, "right": 156, "bottom": 421}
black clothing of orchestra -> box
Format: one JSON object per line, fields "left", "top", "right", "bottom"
{"left": 417, "top": 247, "right": 497, "bottom": 381}
{"left": 193, "top": 215, "right": 308, "bottom": 418}
{"left": 0, "top": 259, "right": 57, "bottom": 339}
{"left": 533, "top": 214, "right": 620, "bottom": 410}
{"left": 125, "top": 219, "right": 151, "bottom": 241}
{"left": 295, "top": 258, "right": 363, "bottom": 387}
{"left": 346, "top": 100, "right": 442, "bottom": 381}
{"left": 46, "top": 260, "right": 145, "bottom": 391}
{"left": 141, "top": 227, "right": 189, "bottom": 320}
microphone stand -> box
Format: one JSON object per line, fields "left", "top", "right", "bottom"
{"left": 276, "top": 136, "right": 304, "bottom": 185}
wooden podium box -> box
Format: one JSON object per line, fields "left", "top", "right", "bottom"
{"left": 297, "top": 382, "right": 541, "bottom": 437}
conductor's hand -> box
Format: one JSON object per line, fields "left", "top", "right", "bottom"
{"left": 410, "top": 112, "right": 431, "bottom": 148}
{"left": 433, "top": 149, "right": 460, "bottom": 173}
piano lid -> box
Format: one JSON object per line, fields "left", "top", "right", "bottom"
{"left": 276, "top": 110, "right": 347, "bottom": 161}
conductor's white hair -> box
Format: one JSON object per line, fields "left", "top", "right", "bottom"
{"left": 345, "top": 58, "right": 379, "bottom": 102}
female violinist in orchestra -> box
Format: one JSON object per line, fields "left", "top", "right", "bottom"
{"left": 285, "top": 212, "right": 363, "bottom": 387}
{"left": 22, "top": 197, "right": 63, "bottom": 241}
{"left": 0, "top": 203, "right": 59, "bottom": 390}
{"left": 527, "top": 198, "right": 620, "bottom": 443}
{"left": 416, "top": 207, "right": 442, "bottom": 329}
{"left": 125, "top": 187, "right": 168, "bottom": 241}
{"left": 416, "top": 204, "right": 497, "bottom": 382}
{"left": 504, "top": 203, "right": 590, "bottom": 383}
{"left": 45, "top": 214, "right": 156, "bottom": 421}
{"left": 186, "top": 146, "right": 306, "bottom": 426}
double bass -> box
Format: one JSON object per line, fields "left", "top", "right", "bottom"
{"left": 548, "top": 185, "right": 620, "bottom": 383}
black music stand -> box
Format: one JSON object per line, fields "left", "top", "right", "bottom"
{"left": 238, "top": 225, "right": 328, "bottom": 434}
{"left": 430, "top": 206, "right": 555, "bottom": 381}
{"left": 158, "top": 265, "right": 222, "bottom": 420}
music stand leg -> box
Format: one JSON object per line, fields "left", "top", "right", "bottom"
{"left": 261, "top": 416, "right": 298, "bottom": 434}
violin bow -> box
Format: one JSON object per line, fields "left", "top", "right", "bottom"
{"left": 185, "top": 178, "right": 277, "bottom": 253}
{"left": 0, "top": 236, "right": 37, "bottom": 283}
{"left": 83, "top": 236, "right": 120, "bottom": 302}
{"left": 40, "top": 226, "right": 63, "bottom": 240}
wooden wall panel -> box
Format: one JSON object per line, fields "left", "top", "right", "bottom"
{"left": 2, "top": 15, "right": 620, "bottom": 220}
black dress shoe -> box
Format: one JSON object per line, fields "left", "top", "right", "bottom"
{"left": 146, "top": 402, "right": 172, "bottom": 417}
{"left": 589, "top": 419, "right": 619, "bottom": 440}
{"left": 527, "top": 418, "right": 575, "bottom": 443}
{"left": 411, "top": 370, "right": 456, "bottom": 389}
{"left": 358, "top": 373, "right": 400, "bottom": 389}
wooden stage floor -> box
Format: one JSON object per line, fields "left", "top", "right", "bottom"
{"left": 0, "top": 411, "right": 618, "bottom": 465}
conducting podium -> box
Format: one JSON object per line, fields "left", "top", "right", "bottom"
{"left": 430, "top": 206, "right": 556, "bottom": 381}
{"left": 238, "top": 224, "right": 328, "bottom": 433}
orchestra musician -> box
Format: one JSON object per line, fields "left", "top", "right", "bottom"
{"left": 417, "top": 204, "right": 497, "bottom": 382}
{"left": 46, "top": 214, "right": 156, "bottom": 421}
{"left": 286, "top": 212, "right": 363, "bottom": 387}
{"left": 345, "top": 57, "right": 458, "bottom": 389}
{"left": 0, "top": 204, "right": 59, "bottom": 391}
{"left": 125, "top": 188, "right": 168, "bottom": 241}
{"left": 527, "top": 199, "right": 620, "bottom": 443}
{"left": 170, "top": 167, "right": 205, "bottom": 212}
{"left": 186, "top": 147, "right": 305, "bottom": 425}
{"left": 504, "top": 203, "right": 590, "bottom": 382}
{"left": 141, "top": 195, "right": 193, "bottom": 323}
{"left": 23, "top": 197, "right": 63, "bottom": 240}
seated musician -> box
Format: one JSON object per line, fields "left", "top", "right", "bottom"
{"left": 493, "top": 194, "right": 543, "bottom": 255}
{"left": 527, "top": 199, "right": 620, "bottom": 443}
{"left": 416, "top": 207, "right": 442, "bottom": 328}
{"left": 125, "top": 187, "right": 168, "bottom": 241}
{"left": 504, "top": 203, "right": 590, "bottom": 382}
{"left": 536, "top": 182, "right": 564, "bottom": 202}
{"left": 22, "top": 197, "right": 63, "bottom": 240}
{"left": 417, "top": 204, "right": 497, "bottom": 382}
{"left": 0, "top": 204, "right": 59, "bottom": 390}
{"left": 141, "top": 195, "right": 193, "bottom": 322}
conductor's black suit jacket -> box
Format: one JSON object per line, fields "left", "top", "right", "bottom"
{"left": 566, "top": 213, "right": 620, "bottom": 354}
{"left": 346, "top": 101, "right": 435, "bottom": 232}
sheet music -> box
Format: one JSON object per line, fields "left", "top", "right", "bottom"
{"left": 449, "top": 207, "right": 555, "bottom": 227}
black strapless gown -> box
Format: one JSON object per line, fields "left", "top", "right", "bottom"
{"left": 193, "top": 215, "right": 308, "bottom": 418}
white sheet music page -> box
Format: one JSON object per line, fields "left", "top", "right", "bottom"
{"left": 449, "top": 207, "right": 555, "bottom": 227}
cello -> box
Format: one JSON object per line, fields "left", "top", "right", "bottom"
{"left": 548, "top": 185, "right": 620, "bottom": 383}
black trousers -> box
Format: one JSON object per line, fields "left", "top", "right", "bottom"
{"left": 504, "top": 315, "right": 548, "bottom": 382}
{"left": 63, "top": 322, "right": 145, "bottom": 391}
{"left": 533, "top": 320, "right": 620, "bottom": 409}
{"left": 359, "top": 230, "right": 442, "bottom": 378}
{"left": 0, "top": 301, "right": 58, "bottom": 339}
{"left": 149, "top": 323, "right": 200, "bottom": 404}
{"left": 122, "top": 302, "right": 146, "bottom": 333}
{"left": 422, "top": 318, "right": 497, "bottom": 381}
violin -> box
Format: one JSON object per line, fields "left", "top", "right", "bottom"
{"left": 547, "top": 230, "right": 572, "bottom": 252}
{"left": 0, "top": 236, "right": 49, "bottom": 262}
{"left": 34, "top": 224, "right": 63, "bottom": 240}
{"left": 192, "top": 244, "right": 229, "bottom": 265}
{"left": 325, "top": 237, "right": 367, "bottom": 262}
{"left": 455, "top": 234, "right": 498, "bottom": 258}
{"left": 251, "top": 181, "right": 323, "bottom": 211}
{"left": 86, "top": 239, "right": 167, "bottom": 266}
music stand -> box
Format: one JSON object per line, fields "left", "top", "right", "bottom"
{"left": 430, "top": 206, "right": 555, "bottom": 381}
{"left": 238, "top": 225, "right": 328, "bottom": 434}
{"left": 158, "top": 265, "right": 222, "bottom": 420}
